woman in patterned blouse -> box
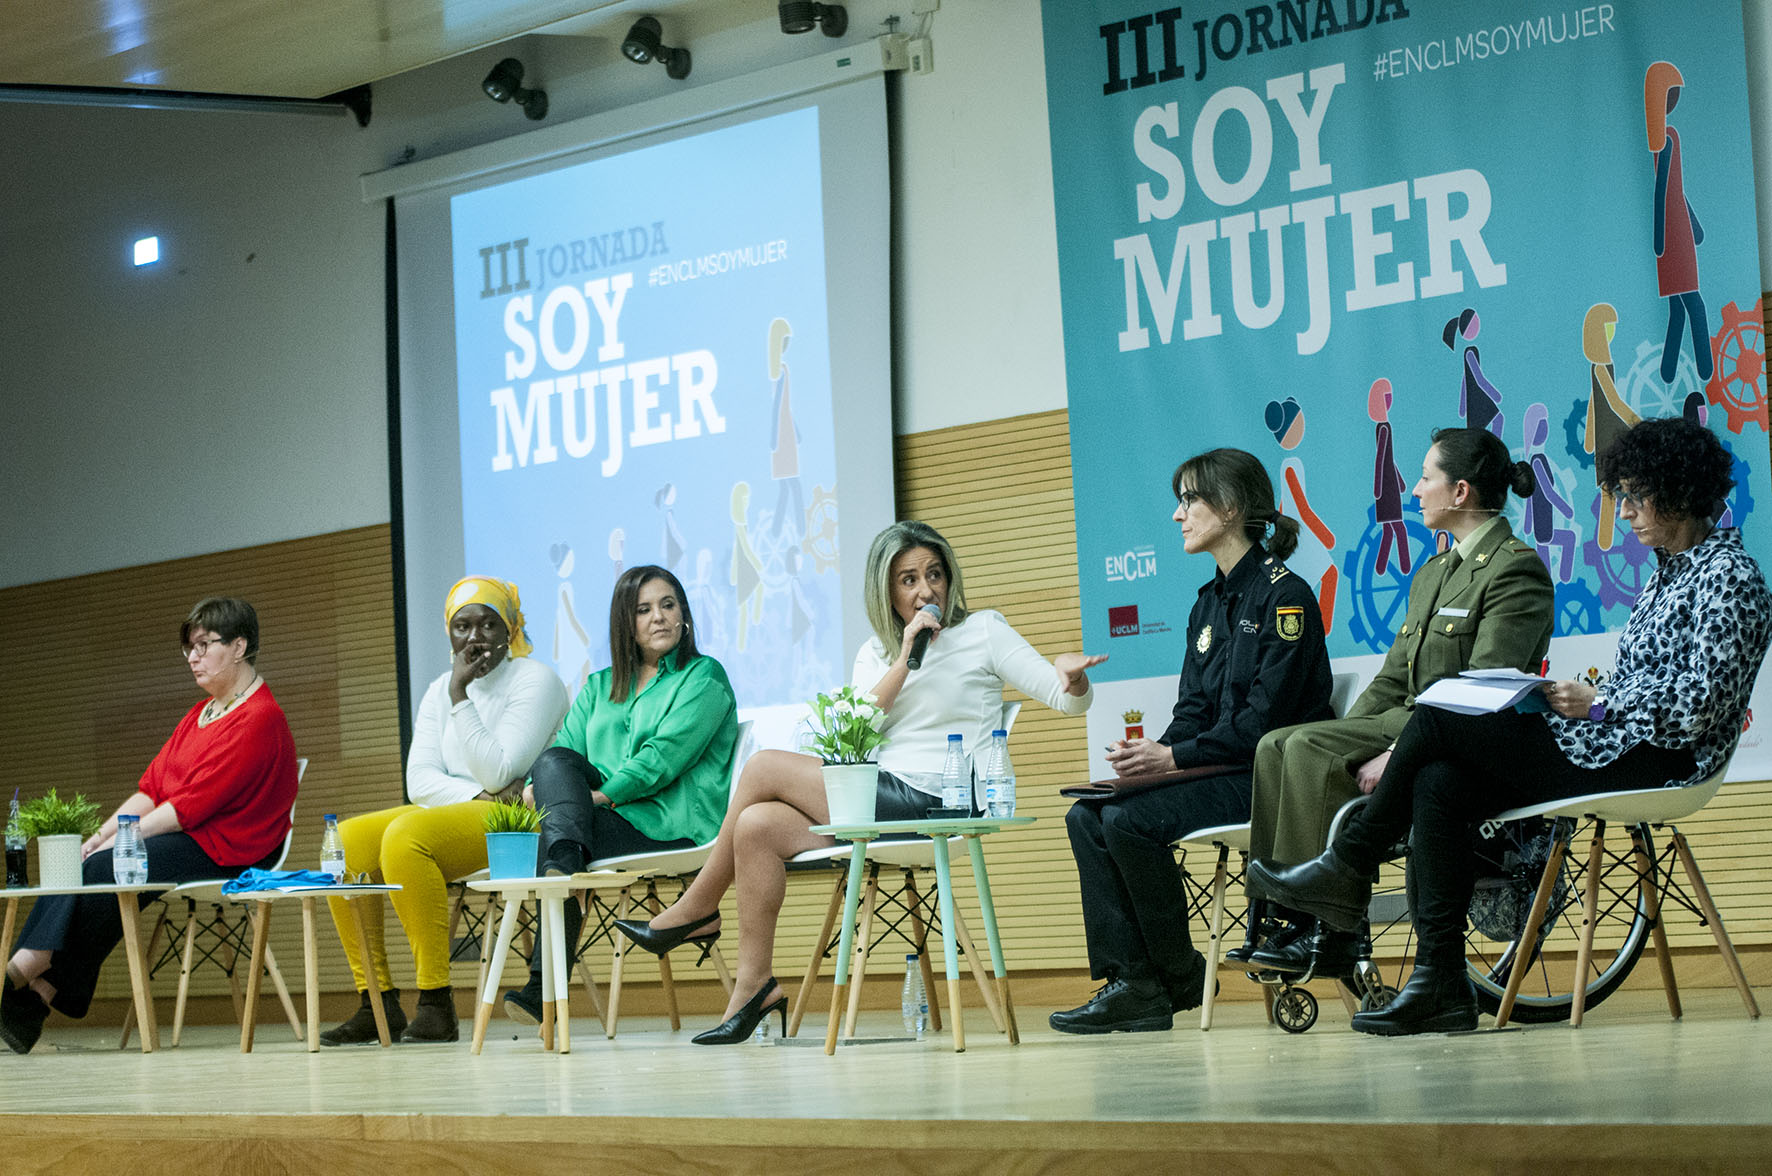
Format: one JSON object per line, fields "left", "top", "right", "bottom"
{"left": 1249, "top": 417, "right": 1771, "bottom": 1037}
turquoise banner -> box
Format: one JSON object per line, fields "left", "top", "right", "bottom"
{"left": 1042, "top": 1, "right": 1771, "bottom": 770}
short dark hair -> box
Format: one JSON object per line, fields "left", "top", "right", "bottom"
{"left": 608, "top": 565, "right": 698, "bottom": 703}
{"left": 1171, "top": 448, "right": 1299, "bottom": 561}
{"left": 180, "top": 597, "right": 261, "bottom": 665}
{"left": 1599, "top": 417, "right": 1734, "bottom": 522}
{"left": 1429, "top": 426, "right": 1535, "bottom": 511}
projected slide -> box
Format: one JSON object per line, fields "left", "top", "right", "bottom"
{"left": 449, "top": 107, "right": 842, "bottom": 711}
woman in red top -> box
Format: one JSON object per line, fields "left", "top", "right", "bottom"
{"left": 1, "top": 597, "right": 300, "bottom": 1054}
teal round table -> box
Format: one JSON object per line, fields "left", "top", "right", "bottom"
{"left": 808, "top": 816, "right": 1035, "bottom": 1053}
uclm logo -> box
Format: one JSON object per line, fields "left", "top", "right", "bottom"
{"left": 1108, "top": 605, "right": 1140, "bottom": 637}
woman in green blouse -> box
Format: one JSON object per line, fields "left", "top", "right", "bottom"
{"left": 501, "top": 564, "right": 738, "bottom": 1024}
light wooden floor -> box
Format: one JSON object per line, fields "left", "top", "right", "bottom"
{"left": 0, "top": 990, "right": 1767, "bottom": 1174}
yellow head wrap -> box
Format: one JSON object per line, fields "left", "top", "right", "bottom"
{"left": 444, "top": 576, "right": 534, "bottom": 658}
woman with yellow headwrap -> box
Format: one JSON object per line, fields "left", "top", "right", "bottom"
{"left": 319, "top": 576, "right": 569, "bottom": 1046}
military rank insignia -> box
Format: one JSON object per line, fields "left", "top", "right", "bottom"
{"left": 1195, "top": 625, "right": 1212, "bottom": 654}
{"left": 1276, "top": 606, "right": 1304, "bottom": 642}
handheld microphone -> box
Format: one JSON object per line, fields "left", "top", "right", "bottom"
{"left": 906, "top": 603, "right": 942, "bottom": 670}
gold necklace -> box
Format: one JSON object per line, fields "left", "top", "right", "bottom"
{"left": 204, "top": 672, "right": 258, "bottom": 723}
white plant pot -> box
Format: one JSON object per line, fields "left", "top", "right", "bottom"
{"left": 37, "top": 834, "right": 84, "bottom": 889}
{"left": 821, "top": 764, "right": 879, "bottom": 827}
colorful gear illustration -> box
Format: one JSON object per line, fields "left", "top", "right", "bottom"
{"left": 802, "top": 482, "right": 839, "bottom": 573}
{"left": 1581, "top": 495, "right": 1655, "bottom": 611}
{"left": 1562, "top": 397, "right": 1594, "bottom": 471}
{"left": 1342, "top": 505, "right": 1435, "bottom": 654}
{"left": 1720, "top": 450, "right": 1757, "bottom": 529}
{"left": 1704, "top": 299, "right": 1768, "bottom": 434}
{"left": 1553, "top": 581, "right": 1603, "bottom": 638}
{"left": 1621, "top": 338, "right": 1698, "bottom": 420}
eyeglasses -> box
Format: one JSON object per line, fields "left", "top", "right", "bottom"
{"left": 181, "top": 636, "right": 229, "bottom": 659}
{"left": 1613, "top": 489, "right": 1649, "bottom": 513}
{"left": 1177, "top": 491, "right": 1207, "bottom": 511}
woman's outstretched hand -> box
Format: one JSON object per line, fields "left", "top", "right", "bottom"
{"left": 1055, "top": 652, "right": 1108, "bottom": 696}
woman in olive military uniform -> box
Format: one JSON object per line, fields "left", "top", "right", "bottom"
{"left": 1052, "top": 449, "right": 1334, "bottom": 1035}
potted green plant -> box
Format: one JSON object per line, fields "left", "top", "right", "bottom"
{"left": 16, "top": 789, "right": 102, "bottom": 889}
{"left": 483, "top": 798, "right": 546, "bottom": 880}
{"left": 802, "top": 686, "right": 888, "bottom": 826}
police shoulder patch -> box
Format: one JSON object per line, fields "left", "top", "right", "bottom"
{"left": 1275, "top": 605, "right": 1305, "bottom": 642}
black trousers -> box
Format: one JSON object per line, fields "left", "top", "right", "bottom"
{"left": 526, "top": 746, "right": 695, "bottom": 981}
{"left": 1336, "top": 707, "right": 1696, "bottom": 962}
{"left": 1065, "top": 769, "right": 1251, "bottom": 987}
{"left": 15, "top": 832, "right": 278, "bottom": 1019}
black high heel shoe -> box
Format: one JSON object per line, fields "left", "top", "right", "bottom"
{"left": 693, "top": 979, "right": 788, "bottom": 1045}
{"left": 613, "top": 910, "right": 721, "bottom": 956}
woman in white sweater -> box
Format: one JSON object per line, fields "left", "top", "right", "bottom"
{"left": 319, "top": 576, "right": 568, "bottom": 1046}
{"left": 616, "top": 521, "right": 1104, "bottom": 1042}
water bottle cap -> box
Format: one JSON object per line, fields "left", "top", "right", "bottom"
{"left": 324, "top": 814, "right": 338, "bottom": 821}
{"left": 905, "top": 953, "right": 918, "bottom": 961}
{"left": 947, "top": 733, "right": 962, "bottom": 742}
{"left": 991, "top": 729, "right": 1007, "bottom": 737}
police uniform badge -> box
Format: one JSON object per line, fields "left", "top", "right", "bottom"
{"left": 1276, "top": 606, "right": 1304, "bottom": 642}
{"left": 1195, "top": 625, "right": 1212, "bottom": 655}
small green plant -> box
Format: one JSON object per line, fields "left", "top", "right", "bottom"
{"left": 16, "top": 789, "right": 103, "bottom": 839}
{"left": 483, "top": 797, "right": 545, "bottom": 835}
{"left": 802, "top": 685, "right": 888, "bottom": 765}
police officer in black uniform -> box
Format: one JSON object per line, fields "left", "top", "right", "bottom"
{"left": 1052, "top": 449, "right": 1333, "bottom": 1034}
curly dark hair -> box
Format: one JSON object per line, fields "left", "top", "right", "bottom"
{"left": 1597, "top": 417, "right": 1734, "bottom": 522}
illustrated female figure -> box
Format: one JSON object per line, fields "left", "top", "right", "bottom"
{"left": 767, "top": 317, "right": 804, "bottom": 541}
{"left": 656, "top": 482, "right": 686, "bottom": 571}
{"left": 1521, "top": 403, "right": 1578, "bottom": 583}
{"left": 1369, "top": 378, "right": 1411, "bottom": 577}
{"left": 1583, "top": 303, "right": 1642, "bottom": 549}
{"left": 1646, "top": 60, "right": 1712, "bottom": 385}
{"left": 551, "top": 543, "right": 592, "bottom": 697}
{"left": 1444, "top": 308, "right": 1502, "bottom": 437}
{"left": 1281, "top": 457, "right": 1339, "bottom": 630}
{"left": 729, "top": 482, "right": 765, "bottom": 651}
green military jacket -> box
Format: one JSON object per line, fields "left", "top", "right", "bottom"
{"left": 1348, "top": 518, "right": 1554, "bottom": 718}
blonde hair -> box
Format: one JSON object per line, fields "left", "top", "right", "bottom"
{"left": 862, "top": 521, "right": 970, "bottom": 654}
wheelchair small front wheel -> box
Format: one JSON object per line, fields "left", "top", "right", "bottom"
{"left": 1273, "top": 986, "right": 1318, "bottom": 1033}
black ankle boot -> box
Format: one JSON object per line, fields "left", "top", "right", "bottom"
{"left": 1351, "top": 957, "right": 1478, "bottom": 1036}
{"left": 1246, "top": 847, "right": 1372, "bottom": 933}
{"left": 320, "top": 988, "right": 405, "bottom": 1047}
{"left": 1223, "top": 900, "right": 1273, "bottom": 964}
{"left": 400, "top": 986, "right": 460, "bottom": 1043}
{"left": 502, "top": 974, "right": 544, "bottom": 1026}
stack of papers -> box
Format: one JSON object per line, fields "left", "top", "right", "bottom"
{"left": 1415, "top": 668, "right": 1549, "bottom": 715}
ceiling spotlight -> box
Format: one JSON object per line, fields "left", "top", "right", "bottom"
{"left": 621, "top": 17, "right": 691, "bottom": 81}
{"left": 778, "top": 2, "right": 847, "bottom": 36}
{"left": 481, "top": 57, "right": 548, "bottom": 120}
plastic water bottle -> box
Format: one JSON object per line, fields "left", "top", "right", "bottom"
{"left": 320, "top": 814, "right": 346, "bottom": 881}
{"left": 940, "top": 734, "right": 969, "bottom": 811}
{"left": 5, "top": 791, "right": 25, "bottom": 887}
{"left": 112, "top": 815, "right": 149, "bottom": 885}
{"left": 901, "top": 954, "right": 929, "bottom": 1036}
{"left": 981, "top": 729, "right": 1017, "bottom": 818}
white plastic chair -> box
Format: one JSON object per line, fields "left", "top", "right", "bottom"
{"left": 1487, "top": 760, "right": 1758, "bottom": 1028}
{"left": 785, "top": 702, "right": 1023, "bottom": 1039}
{"left": 121, "top": 760, "right": 306, "bottom": 1048}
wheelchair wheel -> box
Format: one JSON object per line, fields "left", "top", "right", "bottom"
{"left": 1273, "top": 986, "right": 1318, "bottom": 1034}
{"left": 1458, "top": 817, "right": 1654, "bottom": 1023}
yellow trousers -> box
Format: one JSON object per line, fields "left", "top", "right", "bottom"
{"left": 326, "top": 802, "right": 494, "bottom": 992}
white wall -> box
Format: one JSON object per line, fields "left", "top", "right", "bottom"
{"left": 3, "top": 0, "right": 1768, "bottom": 587}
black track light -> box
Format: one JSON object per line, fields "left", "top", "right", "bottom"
{"left": 481, "top": 57, "right": 548, "bottom": 120}
{"left": 621, "top": 16, "right": 692, "bottom": 81}
{"left": 778, "top": 2, "right": 848, "bottom": 36}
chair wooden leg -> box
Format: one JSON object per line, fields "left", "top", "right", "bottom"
{"left": 1496, "top": 831, "right": 1570, "bottom": 1029}
{"left": 1200, "top": 846, "right": 1230, "bottom": 1031}
{"left": 445, "top": 883, "right": 468, "bottom": 947}
{"left": 606, "top": 888, "right": 631, "bottom": 1039}
{"left": 707, "top": 942, "right": 734, "bottom": 995}
{"left": 949, "top": 904, "right": 1006, "bottom": 1033}
{"left": 646, "top": 884, "right": 681, "bottom": 1031}
{"left": 1631, "top": 828, "right": 1680, "bottom": 1019}
{"left": 263, "top": 944, "right": 305, "bottom": 1041}
{"left": 173, "top": 899, "right": 200, "bottom": 1047}
{"left": 788, "top": 872, "right": 845, "bottom": 1037}
{"left": 119, "top": 906, "right": 169, "bottom": 1050}
{"left": 902, "top": 869, "right": 942, "bottom": 1032}
{"left": 218, "top": 904, "right": 246, "bottom": 1024}
{"left": 1570, "top": 819, "right": 1607, "bottom": 1028}
{"left": 575, "top": 949, "right": 608, "bottom": 1033}
{"left": 1671, "top": 829, "right": 1761, "bottom": 1019}
{"left": 843, "top": 867, "right": 881, "bottom": 1037}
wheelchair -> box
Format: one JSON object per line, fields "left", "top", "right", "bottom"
{"left": 1242, "top": 796, "right": 1656, "bottom": 1034}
